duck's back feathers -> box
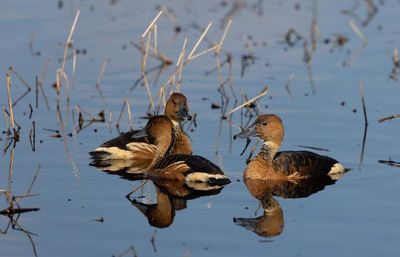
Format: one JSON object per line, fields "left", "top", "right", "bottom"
{"left": 273, "top": 151, "right": 342, "bottom": 178}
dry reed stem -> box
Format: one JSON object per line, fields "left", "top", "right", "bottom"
{"left": 38, "top": 59, "right": 50, "bottom": 110}
{"left": 108, "top": 111, "right": 112, "bottom": 133}
{"left": 9, "top": 67, "right": 32, "bottom": 107}
{"left": 7, "top": 147, "right": 15, "bottom": 204}
{"left": 72, "top": 48, "right": 77, "bottom": 90}
{"left": 116, "top": 99, "right": 133, "bottom": 130}
{"left": 153, "top": 24, "right": 158, "bottom": 55}
{"left": 55, "top": 100, "right": 79, "bottom": 178}
{"left": 142, "top": 10, "right": 163, "bottom": 38}
{"left": 2, "top": 106, "right": 10, "bottom": 133}
{"left": 176, "top": 38, "right": 188, "bottom": 91}
{"left": 10, "top": 67, "right": 32, "bottom": 91}
{"left": 348, "top": 19, "right": 368, "bottom": 44}
{"left": 126, "top": 100, "right": 133, "bottom": 130}
{"left": 5, "top": 73, "right": 15, "bottom": 131}
{"left": 61, "top": 10, "right": 80, "bottom": 72}
{"left": 130, "top": 41, "right": 172, "bottom": 65}
{"left": 216, "top": 18, "right": 233, "bottom": 53}
{"left": 225, "top": 86, "right": 268, "bottom": 116}
{"left": 187, "top": 22, "right": 213, "bottom": 60}
{"left": 155, "top": 86, "right": 165, "bottom": 115}
{"left": 142, "top": 72, "right": 155, "bottom": 113}
{"left": 378, "top": 114, "right": 400, "bottom": 123}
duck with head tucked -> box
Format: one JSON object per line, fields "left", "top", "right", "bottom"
{"left": 90, "top": 92, "right": 192, "bottom": 162}
{"left": 234, "top": 114, "right": 346, "bottom": 180}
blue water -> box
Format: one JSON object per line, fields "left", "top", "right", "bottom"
{"left": 1, "top": 1, "right": 399, "bottom": 256}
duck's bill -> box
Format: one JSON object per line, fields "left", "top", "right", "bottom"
{"left": 131, "top": 127, "right": 148, "bottom": 138}
{"left": 234, "top": 124, "right": 257, "bottom": 139}
{"left": 178, "top": 105, "right": 192, "bottom": 121}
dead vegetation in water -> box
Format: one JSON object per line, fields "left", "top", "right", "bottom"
{"left": 0, "top": 147, "right": 40, "bottom": 257}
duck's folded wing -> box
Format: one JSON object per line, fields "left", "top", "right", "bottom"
{"left": 100, "top": 130, "right": 149, "bottom": 149}
{"left": 273, "top": 151, "right": 338, "bottom": 178}
{"left": 155, "top": 154, "right": 224, "bottom": 175}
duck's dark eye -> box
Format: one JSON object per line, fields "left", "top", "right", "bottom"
{"left": 262, "top": 122, "right": 267, "bottom": 126}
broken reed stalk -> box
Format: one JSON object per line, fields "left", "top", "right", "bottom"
{"left": 9, "top": 67, "right": 32, "bottom": 107}
{"left": 130, "top": 41, "right": 172, "bottom": 65}
{"left": 378, "top": 114, "right": 400, "bottom": 123}
{"left": 348, "top": 19, "right": 368, "bottom": 45}
{"left": 142, "top": 10, "right": 163, "bottom": 38}
{"left": 116, "top": 99, "right": 133, "bottom": 130}
{"left": 38, "top": 59, "right": 50, "bottom": 110}
{"left": 14, "top": 164, "right": 41, "bottom": 205}
{"left": 57, "top": 9, "right": 79, "bottom": 97}
{"left": 225, "top": 86, "right": 268, "bottom": 116}
{"left": 187, "top": 22, "right": 213, "bottom": 60}
{"left": 284, "top": 73, "right": 295, "bottom": 98}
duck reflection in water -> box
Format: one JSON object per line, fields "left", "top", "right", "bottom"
{"left": 127, "top": 180, "right": 225, "bottom": 228}
{"left": 234, "top": 175, "right": 344, "bottom": 238}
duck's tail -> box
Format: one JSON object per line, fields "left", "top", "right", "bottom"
{"left": 328, "top": 162, "right": 350, "bottom": 180}
{"left": 185, "top": 172, "right": 231, "bottom": 186}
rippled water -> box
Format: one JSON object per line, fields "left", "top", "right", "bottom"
{"left": 1, "top": 1, "right": 399, "bottom": 256}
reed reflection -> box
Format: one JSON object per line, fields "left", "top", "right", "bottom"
{"left": 234, "top": 175, "right": 343, "bottom": 238}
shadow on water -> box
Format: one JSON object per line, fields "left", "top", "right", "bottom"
{"left": 234, "top": 175, "right": 343, "bottom": 238}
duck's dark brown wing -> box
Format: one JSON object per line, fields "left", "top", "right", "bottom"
{"left": 273, "top": 151, "right": 339, "bottom": 178}
{"left": 89, "top": 130, "right": 153, "bottom": 160}
{"left": 99, "top": 130, "right": 149, "bottom": 149}
{"left": 154, "top": 154, "right": 224, "bottom": 175}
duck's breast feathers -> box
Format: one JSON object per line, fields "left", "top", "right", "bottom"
{"left": 273, "top": 151, "right": 341, "bottom": 178}
{"left": 155, "top": 154, "right": 224, "bottom": 175}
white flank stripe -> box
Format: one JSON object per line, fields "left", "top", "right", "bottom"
{"left": 95, "top": 147, "right": 134, "bottom": 160}
{"left": 185, "top": 172, "right": 227, "bottom": 182}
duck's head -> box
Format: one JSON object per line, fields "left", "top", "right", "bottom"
{"left": 164, "top": 93, "right": 192, "bottom": 122}
{"left": 234, "top": 114, "right": 284, "bottom": 148}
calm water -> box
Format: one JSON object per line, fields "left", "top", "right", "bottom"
{"left": 1, "top": 1, "right": 399, "bottom": 256}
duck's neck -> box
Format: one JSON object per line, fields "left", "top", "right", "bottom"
{"left": 256, "top": 142, "right": 279, "bottom": 163}
{"left": 147, "top": 135, "right": 175, "bottom": 171}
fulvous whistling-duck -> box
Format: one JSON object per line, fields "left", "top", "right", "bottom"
{"left": 90, "top": 115, "right": 175, "bottom": 172}
{"left": 147, "top": 154, "right": 231, "bottom": 186}
{"left": 89, "top": 93, "right": 192, "bottom": 161}
{"left": 234, "top": 114, "right": 346, "bottom": 180}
